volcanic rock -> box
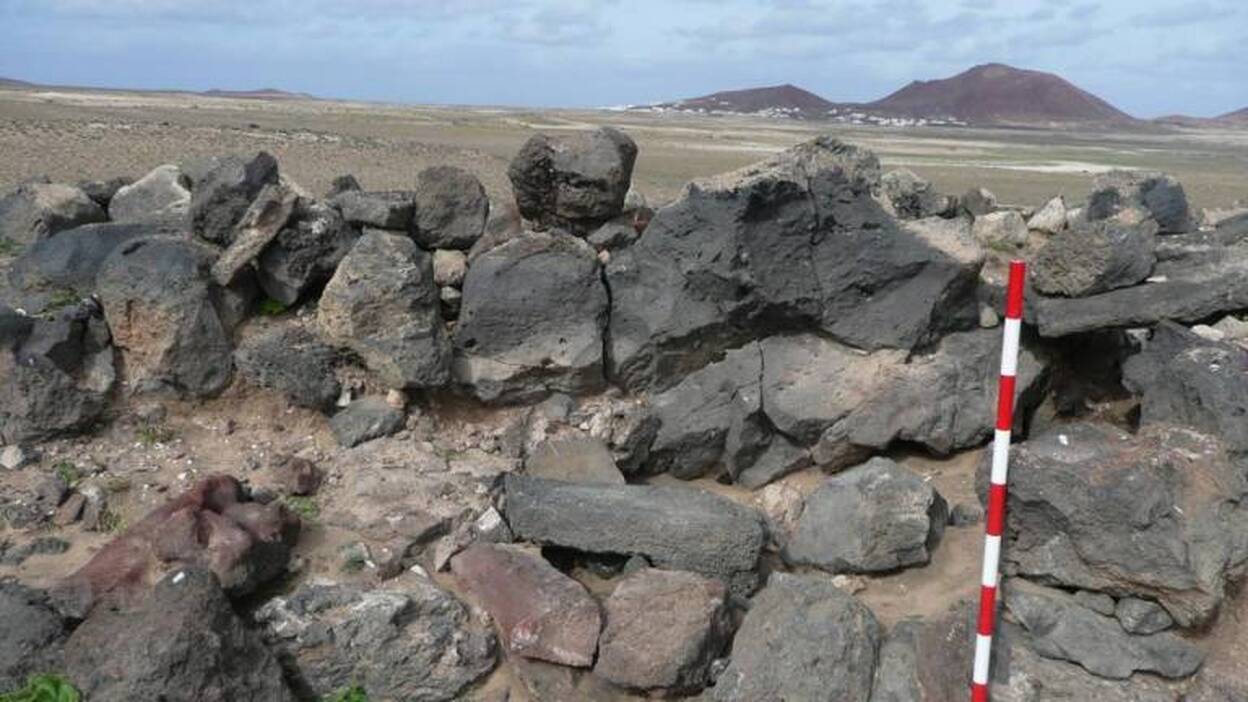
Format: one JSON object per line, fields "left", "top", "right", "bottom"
{"left": 256, "top": 579, "right": 496, "bottom": 701}
{"left": 509, "top": 127, "right": 638, "bottom": 233}
{"left": 711, "top": 573, "right": 880, "bottom": 701}
{"left": 453, "top": 232, "right": 607, "bottom": 403}
{"left": 108, "top": 164, "right": 191, "bottom": 226}
{"left": 413, "top": 166, "right": 489, "bottom": 250}
{"left": 503, "top": 474, "right": 767, "bottom": 596}
{"left": 187, "top": 151, "right": 279, "bottom": 246}
{"left": 1031, "top": 219, "right": 1157, "bottom": 297}
{"left": 0, "top": 182, "right": 106, "bottom": 246}
{"left": 318, "top": 230, "right": 450, "bottom": 389}
{"left": 606, "top": 137, "right": 981, "bottom": 391}
{"left": 452, "top": 543, "right": 600, "bottom": 667}
{"left": 786, "top": 458, "right": 947, "bottom": 573}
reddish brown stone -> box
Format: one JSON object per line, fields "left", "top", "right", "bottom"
{"left": 55, "top": 474, "right": 300, "bottom": 617}
{"left": 52, "top": 492, "right": 86, "bottom": 526}
{"left": 594, "top": 568, "right": 732, "bottom": 693}
{"left": 270, "top": 455, "right": 323, "bottom": 496}
{"left": 452, "top": 543, "right": 601, "bottom": 667}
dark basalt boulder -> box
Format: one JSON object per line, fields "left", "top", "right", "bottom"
{"left": 605, "top": 136, "right": 982, "bottom": 391}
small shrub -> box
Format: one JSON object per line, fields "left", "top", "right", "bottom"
{"left": 97, "top": 508, "right": 126, "bottom": 534}
{"left": 257, "top": 298, "right": 288, "bottom": 316}
{"left": 0, "top": 673, "right": 81, "bottom": 702}
{"left": 324, "top": 686, "right": 369, "bottom": 702}
{"left": 46, "top": 289, "right": 81, "bottom": 310}
{"left": 51, "top": 461, "right": 81, "bottom": 487}
{"left": 0, "top": 237, "right": 21, "bottom": 256}
{"left": 281, "top": 495, "right": 319, "bottom": 522}
{"left": 135, "top": 424, "right": 175, "bottom": 446}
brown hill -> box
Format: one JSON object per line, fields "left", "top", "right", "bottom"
{"left": 655, "top": 83, "right": 834, "bottom": 117}
{"left": 864, "top": 63, "right": 1136, "bottom": 127}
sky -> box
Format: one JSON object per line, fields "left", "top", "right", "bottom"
{"left": 1, "top": 0, "right": 1245, "bottom": 118}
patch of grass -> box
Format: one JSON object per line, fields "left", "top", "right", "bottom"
{"left": 257, "top": 297, "right": 288, "bottom": 316}
{"left": 0, "top": 673, "right": 81, "bottom": 702}
{"left": 97, "top": 508, "right": 126, "bottom": 534}
{"left": 0, "top": 237, "right": 22, "bottom": 257}
{"left": 51, "top": 461, "right": 81, "bottom": 487}
{"left": 45, "top": 289, "right": 81, "bottom": 310}
{"left": 135, "top": 424, "right": 175, "bottom": 446}
{"left": 323, "top": 687, "right": 368, "bottom": 702}
{"left": 281, "top": 495, "right": 319, "bottom": 522}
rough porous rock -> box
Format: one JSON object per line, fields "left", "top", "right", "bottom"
{"left": 1122, "top": 321, "right": 1248, "bottom": 456}
{"left": 1004, "top": 579, "right": 1203, "bottom": 680}
{"left": 606, "top": 137, "right": 981, "bottom": 391}
{"left": 711, "top": 573, "right": 881, "bottom": 702}
{"left": 594, "top": 568, "right": 731, "bottom": 693}
{"left": 1027, "top": 195, "right": 1067, "bottom": 234}
{"left": 256, "top": 197, "right": 359, "bottom": 305}
{"left": 0, "top": 579, "right": 69, "bottom": 692}
{"left": 508, "top": 126, "right": 638, "bottom": 233}
{"left": 454, "top": 232, "right": 607, "bottom": 403}
{"left": 187, "top": 151, "right": 279, "bottom": 246}
{"left": 979, "top": 422, "right": 1248, "bottom": 628}
{"left": 1088, "top": 170, "right": 1193, "bottom": 234}
{"left": 211, "top": 181, "right": 297, "bottom": 285}
{"left": 1030, "top": 219, "right": 1157, "bottom": 297}
{"left": 108, "top": 164, "right": 191, "bottom": 225}
{"left": 432, "top": 248, "right": 467, "bottom": 288}
{"left": 765, "top": 329, "right": 1045, "bottom": 470}
{"left": 318, "top": 230, "right": 450, "bottom": 389}
{"left": 0, "top": 182, "right": 106, "bottom": 246}
{"left": 234, "top": 325, "right": 341, "bottom": 411}
{"left": 525, "top": 433, "right": 625, "bottom": 485}
{"left": 646, "top": 342, "right": 764, "bottom": 480}
{"left": 329, "top": 189, "right": 415, "bottom": 230}
{"left": 1116, "top": 597, "right": 1175, "bottom": 635}
{"left": 330, "top": 396, "right": 406, "bottom": 448}
{"left": 413, "top": 166, "right": 489, "bottom": 249}
{"left": 0, "top": 302, "right": 115, "bottom": 444}
{"left": 787, "top": 458, "right": 947, "bottom": 573}
{"left": 64, "top": 568, "right": 293, "bottom": 702}
{"left": 96, "top": 237, "right": 233, "bottom": 397}
{"left": 972, "top": 210, "right": 1029, "bottom": 249}
{"left": 77, "top": 176, "right": 131, "bottom": 208}
{"left": 880, "top": 168, "right": 953, "bottom": 219}
{"left": 56, "top": 475, "right": 300, "bottom": 617}
{"left": 452, "top": 543, "right": 600, "bottom": 667}
{"left": 7, "top": 222, "right": 161, "bottom": 314}
{"left": 504, "top": 474, "right": 767, "bottom": 596}
{"left": 869, "top": 605, "right": 975, "bottom": 702}
{"left": 961, "top": 186, "right": 998, "bottom": 216}
{"left": 1031, "top": 232, "right": 1248, "bottom": 336}
{"left": 256, "top": 579, "right": 496, "bottom": 701}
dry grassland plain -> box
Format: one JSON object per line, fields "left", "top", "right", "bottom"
{"left": 2, "top": 86, "right": 1247, "bottom": 214}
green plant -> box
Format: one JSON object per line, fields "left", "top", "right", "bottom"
{"left": 281, "top": 495, "right": 320, "bottom": 522}
{"left": 0, "top": 237, "right": 21, "bottom": 256}
{"left": 97, "top": 508, "right": 126, "bottom": 534}
{"left": 45, "top": 289, "right": 81, "bottom": 309}
{"left": 0, "top": 674, "right": 81, "bottom": 702}
{"left": 257, "top": 297, "right": 288, "bottom": 316}
{"left": 51, "top": 461, "right": 81, "bottom": 487}
{"left": 323, "top": 685, "right": 368, "bottom": 702}
{"left": 135, "top": 424, "right": 175, "bottom": 446}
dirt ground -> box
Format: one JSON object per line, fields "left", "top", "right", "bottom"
{"left": 3, "top": 85, "right": 1247, "bottom": 213}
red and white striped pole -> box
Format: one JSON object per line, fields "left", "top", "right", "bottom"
{"left": 971, "top": 259, "right": 1026, "bottom": 702}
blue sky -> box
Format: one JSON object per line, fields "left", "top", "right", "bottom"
{"left": 2, "top": 0, "right": 1245, "bottom": 117}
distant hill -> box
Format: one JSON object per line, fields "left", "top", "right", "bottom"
{"left": 649, "top": 83, "right": 835, "bottom": 118}
{"left": 1219, "top": 106, "right": 1248, "bottom": 124}
{"left": 0, "top": 77, "right": 35, "bottom": 88}
{"left": 202, "top": 87, "right": 316, "bottom": 101}
{"left": 861, "top": 63, "right": 1136, "bottom": 127}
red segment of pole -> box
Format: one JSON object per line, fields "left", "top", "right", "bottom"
{"left": 970, "top": 259, "right": 1027, "bottom": 701}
